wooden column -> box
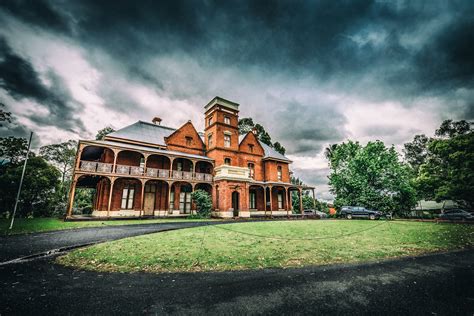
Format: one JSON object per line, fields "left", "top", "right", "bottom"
{"left": 112, "top": 149, "right": 119, "bottom": 173}
{"left": 169, "top": 157, "right": 175, "bottom": 178}
{"left": 284, "top": 187, "right": 289, "bottom": 217}
{"left": 139, "top": 179, "right": 146, "bottom": 217}
{"left": 269, "top": 186, "right": 273, "bottom": 217}
{"left": 167, "top": 181, "right": 173, "bottom": 214}
{"left": 263, "top": 186, "right": 267, "bottom": 216}
{"left": 66, "top": 175, "right": 78, "bottom": 218}
{"left": 312, "top": 188, "right": 316, "bottom": 209}
{"left": 107, "top": 177, "right": 116, "bottom": 218}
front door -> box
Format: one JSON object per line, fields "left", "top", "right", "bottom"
{"left": 232, "top": 191, "right": 239, "bottom": 217}
{"left": 143, "top": 184, "right": 156, "bottom": 215}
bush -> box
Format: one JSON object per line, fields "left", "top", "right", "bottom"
{"left": 190, "top": 189, "right": 212, "bottom": 218}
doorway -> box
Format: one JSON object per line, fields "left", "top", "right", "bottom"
{"left": 232, "top": 191, "right": 239, "bottom": 217}
{"left": 143, "top": 183, "right": 156, "bottom": 215}
{"left": 179, "top": 184, "right": 192, "bottom": 214}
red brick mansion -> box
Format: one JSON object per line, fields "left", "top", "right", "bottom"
{"left": 66, "top": 97, "right": 314, "bottom": 218}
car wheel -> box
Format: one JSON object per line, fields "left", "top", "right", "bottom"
{"left": 346, "top": 214, "right": 352, "bottom": 219}
{"left": 369, "top": 214, "right": 375, "bottom": 220}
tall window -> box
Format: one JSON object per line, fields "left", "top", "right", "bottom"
{"left": 277, "top": 166, "right": 282, "bottom": 181}
{"left": 224, "top": 116, "right": 231, "bottom": 125}
{"left": 248, "top": 163, "right": 255, "bottom": 178}
{"left": 208, "top": 134, "right": 213, "bottom": 147}
{"left": 121, "top": 185, "right": 135, "bottom": 209}
{"left": 224, "top": 134, "right": 231, "bottom": 147}
{"left": 277, "top": 192, "right": 283, "bottom": 209}
{"left": 208, "top": 117, "right": 213, "bottom": 126}
{"left": 249, "top": 191, "right": 256, "bottom": 209}
{"left": 224, "top": 158, "right": 231, "bottom": 165}
{"left": 169, "top": 191, "right": 175, "bottom": 210}
{"left": 249, "top": 144, "right": 254, "bottom": 153}
{"left": 185, "top": 136, "right": 193, "bottom": 146}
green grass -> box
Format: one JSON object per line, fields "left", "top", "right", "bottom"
{"left": 0, "top": 217, "right": 221, "bottom": 235}
{"left": 57, "top": 220, "right": 474, "bottom": 273}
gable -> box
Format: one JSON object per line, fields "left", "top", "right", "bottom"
{"left": 165, "top": 121, "right": 205, "bottom": 154}
{"left": 239, "top": 132, "right": 264, "bottom": 156}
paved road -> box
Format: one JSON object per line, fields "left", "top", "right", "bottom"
{"left": 0, "top": 221, "right": 220, "bottom": 262}
{"left": 1, "top": 246, "right": 473, "bottom": 315}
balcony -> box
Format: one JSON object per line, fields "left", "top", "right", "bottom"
{"left": 79, "top": 161, "right": 213, "bottom": 182}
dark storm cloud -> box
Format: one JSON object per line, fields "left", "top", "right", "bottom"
{"left": 0, "top": 37, "right": 85, "bottom": 134}
{"left": 273, "top": 101, "right": 347, "bottom": 154}
{"left": 0, "top": 0, "right": 70, "bottom": 34}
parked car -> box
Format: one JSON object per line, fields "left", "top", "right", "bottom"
{"left": 303, "top": 209, "right": 328, "bottom": 218}
{"left": 439, "top": 209, "right": 474, "bottom": 221}
{"left": 339, "top": 206, "right": 382, "bottom": 220}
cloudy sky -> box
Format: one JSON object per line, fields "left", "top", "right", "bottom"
{"left": 0, "top": 0, "right": 473, "bottom": 200}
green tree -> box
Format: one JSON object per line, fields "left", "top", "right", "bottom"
{"left": 95, "top": 126, "right": 115, "bottom": 140}
{"left": 0, "top": 156, "right": 60, "bottom": 217}
{"left": 417, "top": 129, "right": 474, "bottom": 208}
{"left": 238, "top": 118, "right": 255, "bottom": 135}
{"left": 40, "top": 140, "right": 77, "bottom": 184}
{"left": 191, "top": 189, "right": 212, "bottom": 218}
{"left": 273, "top": 141, "right": 286, "bottom": 155}
{"left": 292, "top": 192, "right": 315, "bottom": 212}
{"left": 403, "top": 134, "right": 429, "bottom": 174}
{"left": 0, "top": 136, "right": 29, "bottom": 165}
{"left": 326, "top": 140, "right": 416, "bottom": 215}
{"left": 435, "top": 119, "right": 471, "bottom": 138}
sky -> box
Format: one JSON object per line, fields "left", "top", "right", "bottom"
{"left": 0, "top": 0, "right": 473, "bottom": 201}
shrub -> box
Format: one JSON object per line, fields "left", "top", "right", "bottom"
{"left": 191, "top": 189, "right": 212, "bottom": 218}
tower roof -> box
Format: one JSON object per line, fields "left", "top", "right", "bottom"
{"left": 204, "top": 96, "right": 239, "bottom": 112}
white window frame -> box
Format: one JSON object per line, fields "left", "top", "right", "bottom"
{"left": 277, "top": 192, "right": 283, "bottom": 209}
{"left": 224, "top": 116, "right": 231, "bottom": 125}
{"left": 224, "top": 134, "right": 231, "bottom": 148}
{"left": 121, "top": 185, "right": 135, "bottom": 209}
{"left": 277, "top": 166, "right": 282, "bottom": 181}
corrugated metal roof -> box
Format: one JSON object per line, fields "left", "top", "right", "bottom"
{"left": 106, "top": 121, "right": 176, "bottom": 146}
{"left": 259, "top": 141, "right": 292, "bottom": 162}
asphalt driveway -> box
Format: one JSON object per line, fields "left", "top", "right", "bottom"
{"left": 0, "top": 222, "right": 473, "bottom": 315}
{"left": 0, "top": 221, "right": 220, "bottom": 263}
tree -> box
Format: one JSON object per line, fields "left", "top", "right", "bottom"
{"left": 417, "top": 129, "right": 474, "bottom": 208}
{"left": 238, "top": 118, "right": 255, "bottom": 135}
{"left": 0, "top": 102, "right": 12, "bottom": 127}
{"left": 40, "top": 140, "right": 77, "bottom": 184}
{"left": 403, "top": 134, "right": 429, "bottom": 174}
{"left": 273, "top": 141, "right": 285, "bottom": 155}
{"left": 292, "top": 192, "right": 315, "bottom": 212}
{"left": 0, "top": 136, "right": 29, "bottom": 165}
{"left": 191, "top": 189, "right": 212, "bottom": 218}
{"left": 0, "top": 156, "right": 60, "bottom": 217}
{"left": 435, "top": 119, "right": 471, "bottom": 138}
{"left": 326, "top": 140, "right": 416, "bottom": 215}
{"left": 95, "top": 127, "right": 115, "bottom": 140}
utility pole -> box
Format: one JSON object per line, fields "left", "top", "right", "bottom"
{"left": 9, "top": 132, "right": 33, "bottom": 230}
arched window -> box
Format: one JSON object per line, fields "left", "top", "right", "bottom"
{"left": 224, "top": 158, "right": 231, "bottom": 165}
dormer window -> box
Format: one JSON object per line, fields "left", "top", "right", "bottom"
{"left": 224, "top": 158, "right": 231, "bottom": 165}
{"left": 185, "top": 136, "right": 193, "bottom": 146}
{"left": 224, "top": 134, "right": 231, "bottom": 148}
{"left": 224, "top": 116, "right": 230, "bottom": 125}
{"left": 277, "top": 166, "right": 282, "bottom": 181}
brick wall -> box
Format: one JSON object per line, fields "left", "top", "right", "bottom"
{"left": 166, "top": 121, "right": 206, "bottom": 156}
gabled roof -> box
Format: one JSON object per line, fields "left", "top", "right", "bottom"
{"left": 105, "top": 121, "right": 176, "bottom": 147}
{"left": 238, "top": 134, "right": 292, "bottom": 163}
{"left": 259, "top": 141, "right": 292, "bottom": 163}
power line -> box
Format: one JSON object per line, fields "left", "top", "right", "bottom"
{"left": 208, "top": 220, "right": 388, "bottom": 241}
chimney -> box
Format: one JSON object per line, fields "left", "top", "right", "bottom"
{"left": 252, "top": 127, "right": 258, "bottom": 135}
{"left": 152, "top": 117, "right": 162, "bottom": 125}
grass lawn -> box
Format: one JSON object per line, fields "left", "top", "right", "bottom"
{"left": 0, "top": 217, "right": 221, "bottom": 236}
{"left": 57, "top": 220, "right": 474, "bottom": 273}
